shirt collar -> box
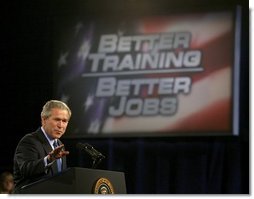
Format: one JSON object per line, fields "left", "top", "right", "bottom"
{"left": 41, "top": 127, "right": 57, "bottom": 147}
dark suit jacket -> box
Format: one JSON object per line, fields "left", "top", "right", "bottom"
{"left": 13, "top": 127, "right": 67, "bottom": 193}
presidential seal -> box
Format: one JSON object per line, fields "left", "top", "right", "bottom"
{"left": 93, "top": 177, "right": 114, "bottom": 194}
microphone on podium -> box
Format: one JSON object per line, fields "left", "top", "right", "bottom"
{"left": 76, "top": 142, "right": 105, "bottom": 168}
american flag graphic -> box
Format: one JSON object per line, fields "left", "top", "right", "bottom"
{"left": 55, "top": 10, "right": 239, "bottom": 137}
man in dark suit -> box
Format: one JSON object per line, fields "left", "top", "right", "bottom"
{"left": 13, "top": 100, "right": 71, "bottom": 193}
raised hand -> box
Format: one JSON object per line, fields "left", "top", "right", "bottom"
{"left": 48, "top": 144, "right": 69, "bottom": 162}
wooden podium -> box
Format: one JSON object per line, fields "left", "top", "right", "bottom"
{"left": 20, "top": 167, "right": 126, "bottom": 194}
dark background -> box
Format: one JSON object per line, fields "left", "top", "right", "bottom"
{"left": 1, "top": 0, "right": 249, "bottom": 194}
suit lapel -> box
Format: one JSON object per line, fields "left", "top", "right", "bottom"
{"left": 35, "top": 128, "right": 59, "bottom": 174}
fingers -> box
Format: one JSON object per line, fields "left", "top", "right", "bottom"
{"left": 60, "top": 150, "right": 69, "bottom": 156}
{"left": 51, "top": 144, "right": 69, "bottom": 159}
{"left": 55, "top": 144, "right": 65, "bottom": 152}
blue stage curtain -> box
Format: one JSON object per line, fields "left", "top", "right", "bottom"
{"left": 63, "top": 137, "right": 247, "bottom": 194}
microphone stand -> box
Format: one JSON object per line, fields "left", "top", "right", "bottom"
{"left": 92, "top": 156, "right": 103, "bottom": 169}
{"left": 87, "top": 146, "right": 105, "bottom": 169}
{"left": 76, "top": 143, "right": 105, "bottom": 169}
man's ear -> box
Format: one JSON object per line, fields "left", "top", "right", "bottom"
{"left": 41, "top": 116, "right": 46, "bottom": 125}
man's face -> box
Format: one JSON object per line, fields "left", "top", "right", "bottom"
{"left": 3, "top": 175, "right": 14, "bottom": 192}
{"left": 42, "top": 108, "right": 70, "bottom": 139}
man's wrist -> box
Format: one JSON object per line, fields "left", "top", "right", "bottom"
{"left": 47, "top": 154, "right": 54, "bottom": 163}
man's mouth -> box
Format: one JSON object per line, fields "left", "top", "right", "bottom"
{"left": 55, "top": 130, "right": 62, "bottom": 134}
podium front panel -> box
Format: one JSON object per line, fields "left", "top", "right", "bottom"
{"left": 20, "top": 167, "right": 126, "bottom": 194}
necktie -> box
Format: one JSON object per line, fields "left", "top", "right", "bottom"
{"left": 53, "top": 140, "right": 62, "bottom": 172}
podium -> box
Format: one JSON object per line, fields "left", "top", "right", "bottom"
{"left": 20, "top": 167, "right": 126, "bottom": 194}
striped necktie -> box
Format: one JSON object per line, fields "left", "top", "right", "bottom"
{"left": 53, "top": 140, "right": 62, "bottom": 172}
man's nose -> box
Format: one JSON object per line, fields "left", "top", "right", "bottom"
{"left": 57, "top": 121, "right": 64, "bottom": 127}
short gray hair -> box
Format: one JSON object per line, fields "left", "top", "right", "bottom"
{"left": 41, "top": 100, "right": 72, "bottom": 119}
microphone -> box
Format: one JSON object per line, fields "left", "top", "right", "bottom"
{"left": 76, "top": 142, "right": 105, "bottom": 160}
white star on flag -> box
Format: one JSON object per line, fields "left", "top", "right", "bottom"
{"left": 58, "top": 52, "right": 69, "bottom": 68}
{"left": 88, "top": 119, "right": 101, "bottom": 134}
{"left": 75, "top": 22, "right": 83, "bottom": 35}
{"left": 84, "top": 94, "right": 94, "bottom": 111}
{"left": 61, "top": 94, "right": 70, "bottom": 104}
{"left": 77, "top": 40, "right": 90, "bottom": 62}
